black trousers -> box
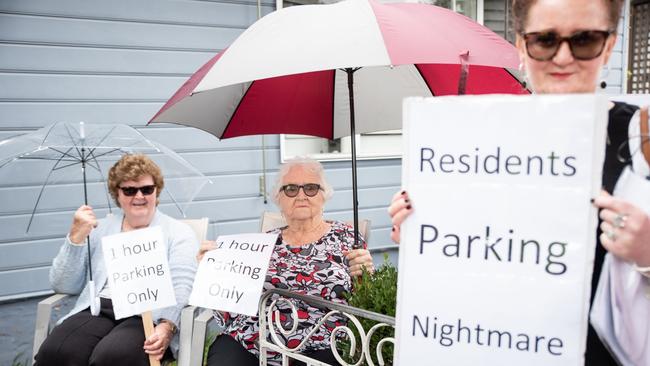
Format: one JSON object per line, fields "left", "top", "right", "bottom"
{"left": 207, "top": 334, "right": 338, "bottom": 366}
{"left": 34, "top": 298, "right": 171, "bottom": 366}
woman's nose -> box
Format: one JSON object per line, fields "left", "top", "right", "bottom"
{"left": 552, "top": 40, "right": 574, "bottom": 65}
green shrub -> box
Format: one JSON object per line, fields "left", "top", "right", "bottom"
{"left": 340, "top": 254, "right": 397, "bottom": 365}
{"left": 166, "top": 330, "right": 216, "bottom": 366}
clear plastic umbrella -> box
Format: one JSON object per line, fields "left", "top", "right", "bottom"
{"left": 0, "top": 121, "right": 211, "bottom": 314}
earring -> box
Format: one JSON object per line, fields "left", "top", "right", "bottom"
{"left": 600, "top": 63, "right": 610, "bottom": 89}
{"left": 519, "top": 62, "right": 528, "bottom": 89}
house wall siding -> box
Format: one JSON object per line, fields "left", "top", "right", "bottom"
{"left": 0, "top": 0, "right": 399, "bottom": 302}
{"left": 484, "top": 0, "right": 509, "bottom": 40}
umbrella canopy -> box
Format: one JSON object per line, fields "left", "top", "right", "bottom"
{"left": 150, "top": 0, "right": 527, "bottom": 138}
{"left": 149, "top": 0, "right": 528, "bottom": 247}
{"left": 0, "top": 122, "right": 211, "bottom": 236}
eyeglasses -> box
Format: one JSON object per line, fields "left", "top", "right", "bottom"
{"left": 522, "top": 30, "right": 612, "bottom": 61}
{"left": 279, "top": 183, "right": 322, "bottom": 197}
{"left": 119, "top": 185, "right": 156, "bottom": 197}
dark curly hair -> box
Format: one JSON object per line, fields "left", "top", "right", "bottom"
{"left": 108, "top": 154, "right": 164, "bottom": 207}
{"left": 511, "top": 0, "right": 624, "bottom": 34}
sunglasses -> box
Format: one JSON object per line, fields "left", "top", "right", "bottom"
{"left": 280, "top": 183, "right": 322, "bottom": 198}
{"left": 119, "top": 185, "right": 156, "bottom": 197}
{"left": 522, "top": 30, "right": 612, "bottom": 61}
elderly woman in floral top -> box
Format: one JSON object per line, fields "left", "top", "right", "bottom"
{"left": 198, "top": 157, "right": 374, "bottom": 365}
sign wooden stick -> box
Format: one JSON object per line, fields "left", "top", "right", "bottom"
{"left": 142, "top": 311, "right": 161, "bottom": 366}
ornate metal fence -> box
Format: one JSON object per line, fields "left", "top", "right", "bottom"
{"left": 258, "top": 288, "right": 395, "bottom": 366}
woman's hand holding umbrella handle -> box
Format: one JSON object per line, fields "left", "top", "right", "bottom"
{"left": 388, "top": 190, "right": 413, "bottom": 244}
{"left": 196, "top": 240, "right": 217, "bottom": 262}
{"left": 68, "top": 205, "right": 97, "bottom": 245}
{"left": 345, "top": 249, "right": 374, "bottom": 278}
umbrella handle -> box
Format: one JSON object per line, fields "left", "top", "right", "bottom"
{"left": 79, "top": 121, "right": 85, "bottom": 145}
{"left": 89, "top": 280, "right": 101, "bottom": 316}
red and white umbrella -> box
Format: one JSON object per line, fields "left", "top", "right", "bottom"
{"left": 150, "top": 0, "right": 528, "bottom": 246}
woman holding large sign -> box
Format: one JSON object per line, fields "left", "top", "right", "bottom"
{"left": 35, "top": 154, "right": 199, "bottom": 366}
{"left": 389, "top": 0, "right": 649, "bottom": 364}
{"left": 198, "top": 158, "right": 374, "bottom": 365}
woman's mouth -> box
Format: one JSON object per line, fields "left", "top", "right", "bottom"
{"left": 549, "top": 72, "right": 572, "bottom": 80}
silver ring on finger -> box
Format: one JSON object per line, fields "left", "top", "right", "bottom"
{"left": 613, "top": 213, "right": 628, "bottom": 229}
{"left": 605, "top": 230, "right": 617, "bottom": 241}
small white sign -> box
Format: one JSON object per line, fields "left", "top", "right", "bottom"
{"left": 101, "top": 226, "right": 176, "bottom": 319}
{"left": 395, "top": 95, "right": 608, "bottom": 366}
{"left": 189, "top": 233, "right": 277, "bottom": 316}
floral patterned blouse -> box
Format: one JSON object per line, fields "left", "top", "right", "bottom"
{"left": 215, "top": 220, "right": 366, "bottom": 365}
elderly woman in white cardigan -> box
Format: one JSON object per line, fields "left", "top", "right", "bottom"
{"left": 35, "top": 154, "right": 198, "bottom": 366}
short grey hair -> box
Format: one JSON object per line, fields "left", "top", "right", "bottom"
{"left": 272, "top": 157, "right": 334, "bottom": 205}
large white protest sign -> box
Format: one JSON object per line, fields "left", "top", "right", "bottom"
{"left": 101, "top": 226, "right": 176, "bottom": 320}
{"left": 394, "top": 95, "right": 608, "bottom": 366}
{"left": 189, "top": 233, "right": 277, "bottom": 316}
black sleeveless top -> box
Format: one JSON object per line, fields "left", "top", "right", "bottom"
{"left": 586, "top": 101, "right": 638, "bottom": 366}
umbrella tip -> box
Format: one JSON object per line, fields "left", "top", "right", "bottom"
{"left": 79, "top": 121, "right": 86, "bottom": 142}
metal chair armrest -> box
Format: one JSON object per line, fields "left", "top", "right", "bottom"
{"left": 189, "top": 309, "right": 215, "bottom": 366}
{"left": 32, "top": 293, "right": 70, "bottom": 365}
{"left": 177, "top": 305, "right": 202, "bottom": 366}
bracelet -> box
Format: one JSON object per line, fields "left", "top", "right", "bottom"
{"left": 633, "top": 263, "right": 650, "bottom": 279}
{"left": 157, "top": 319, "right": 178, "bottom": 334}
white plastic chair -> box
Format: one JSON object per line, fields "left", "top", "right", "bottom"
{"left": 32, "top": 217, "right": 209, "bottom": 366}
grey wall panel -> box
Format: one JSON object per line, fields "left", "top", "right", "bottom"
{"left": 138, "top": 127, "right": 281, "bottom": 151}
{"left": 483, "top": 0, "right": 506, "bottom": 38}
{"left": 0, "top": 102, "right": 165, "bottom": 127}
{"left": 0, "top": 44, "right": 216, "bottom": 74}
{"left": 0, "top": 267, "right": 50, "bottom": 298}
{"left": 0, "top": 0, "right": 273, "bottom": 29}
{"left": 0, "top": 73, "right": 187, "bottom": 100}
{"left": 0, "top": 14, "right": 241, "bottom": 51}
{"left": 0, "top": 238, "right": 62, "bottom": 270}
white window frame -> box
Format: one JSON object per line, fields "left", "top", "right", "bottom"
{"left": 280, "top": 131, "right": 403, "bottom": 163}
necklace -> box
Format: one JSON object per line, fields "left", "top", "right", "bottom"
{"left": 285, "top": 220, "right": 324, "bottom": 235}
{"left": 283, "top": 220, "right": 327, "bottom": 246}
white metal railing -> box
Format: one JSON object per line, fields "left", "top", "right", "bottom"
{"left": 258, "top": 289, "right": 395, "bottom": 366}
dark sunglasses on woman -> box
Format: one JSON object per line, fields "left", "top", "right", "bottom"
{"left": 280, "top": 183, "right": 322, "bottom": 197}
{"left": 522, "top": 30, "right": 612, "bottom": 61}
{"left": 119, "top": 185, "right": 156, "bottom": 196}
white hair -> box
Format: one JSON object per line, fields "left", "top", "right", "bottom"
{"left": 272, "top": 157, "right": 334, "bottom": 205}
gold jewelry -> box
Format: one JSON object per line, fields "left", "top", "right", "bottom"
{"left": 285, "top": 220, "right": 325, "bottom": 235}
{"left": 157, "top": 319, "right": 177, "bottom": 334}
{"left": 283, "top": 220, "right": 327, "bottom": 245}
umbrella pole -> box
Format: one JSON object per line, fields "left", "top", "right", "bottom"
{"left": 345, "top": 68, "right": 361, "bottom": 249}
{"left": 81, "top": 148, "right": 94, "bottom": 281}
